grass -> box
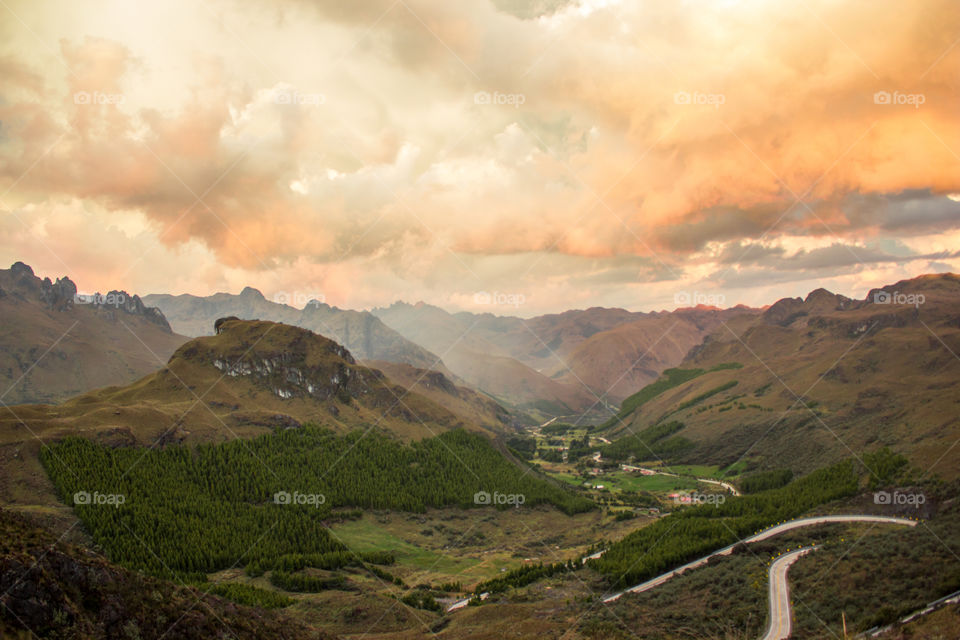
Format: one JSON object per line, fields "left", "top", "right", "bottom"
{"left": 329, "top": 518, "right": 484, "bottom": 578}
{"left": 666, "top": 464, "right": 723, "bottom": 478}
{"left": 600, "top": 368, "right": 706, "bottom": 429}
{"left": 595, "top": 471, "right": 698, "bottom": 493}
{"left": 551, "top": 472, "right": 587, "bottom": 487}
{"left": 599, "top": 363, "right": 743, "bottom": 431}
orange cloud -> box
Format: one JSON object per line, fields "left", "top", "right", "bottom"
{"left": 0, "top": 0, "right": 959, "bottom": 312}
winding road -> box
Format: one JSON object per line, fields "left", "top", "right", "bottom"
{"left": 447, "top": 514, "right": 916, "bottom": 613}
{"left": 762, "top": 547, "right": 815, "bottom": 640}
{"left": 601, "top": 515, "right": 917, "bottom": 603}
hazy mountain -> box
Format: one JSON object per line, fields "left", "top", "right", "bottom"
{"left": 372, "top": 302, "right": 598, "bottom": 415}
{"left": 366, "top": 359, "right": 510, "bottom": 432}
{"left": 552, "top": 306, "right": 761, "bottom": 400}
{"left": 602, "top": 273, "right": 960, "bottom": 477}
{"left": 372, "top": 301, "right": 760, "bottom": 414}
{"left": 144, "top": 289, "right": 448, "bottom": 373}
{"left": 0, "top": 262, "right": 188, "bottom": 405}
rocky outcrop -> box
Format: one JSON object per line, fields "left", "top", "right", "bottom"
{"left": 83, "top": 290, "right": 173, "bottom": 332}
{"left": 0, "top": 262, "right": 173, "bottom": 332}
{"left": 189, "top": 318, "right": 380, "bottom": 403}
{"left": 39, "top": 276, "right": 78, "bottom": 311}
{"left": 214, "top": 316, "right": 240, "bottom": 334}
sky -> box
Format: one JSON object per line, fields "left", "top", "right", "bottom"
{"left": 1, "top": 0, "right": 959, "bottom": 316}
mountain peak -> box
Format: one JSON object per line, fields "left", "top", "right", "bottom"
{"left": 10, "top": 261, "right": 34, "bottom": 277}
{"left": 240, "top": 286, "right": 265, "bottom": 299}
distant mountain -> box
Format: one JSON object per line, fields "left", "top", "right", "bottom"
{"left": 144, "top": 289, "right": 448, "bottom": 373}
{"left": 372, "top": 302, "right": 759, "bottom": 415}
{"left": 601, "top": 273, "right": 960, "bottom": 477}
{"left": 551, "top": 306, "right": 760, "bottom": 400}
{"left": 2, "top": 318, "right": 505, "bottom": 450}
{"left": 372, "top": 302, "right": 597, "bottom": 416}
{"left": 366, "top": 359, "right": 510, "bottom": 431}
{"left": 0, "top": 262, "right": 188, "bottom": 404}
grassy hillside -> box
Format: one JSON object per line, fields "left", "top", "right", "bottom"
{"left": 605, "top": 274, "right": 960, "bottom": 477}
{"left": 598, "top": 363, "right": 742, "bottom": 430}
{"left": 1, "top": 318, "right": 504, "bottom": 448}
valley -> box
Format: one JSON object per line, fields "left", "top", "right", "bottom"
{"left": 4, "top": 2, "right": 960, "bottom": 637}
{"left": 1, "top": 269, "right": 959, "bottom": 639}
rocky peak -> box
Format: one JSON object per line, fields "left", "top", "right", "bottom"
{"left": 10, "top": 261, "right": 34, "bottom": 277}
{"left": 73, "top": 289, "right": 173, "bottom": 332}
{"left": 803, "top": 288, "right": 852, "bottom": 311}
{"left": 196, "top": 319, "right": 372, "bottom": 402}
{"left": 762, "top": 296, "right": 805, "bottom": 326}
{"left": 239, "top": 286, "right": 265, "bottom": 299}
{"left": 39, "top": 276, "right": 78, "bottom": 312}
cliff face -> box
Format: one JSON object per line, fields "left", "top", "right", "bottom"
{"left": 200, "top": 318, "right": 375, "bottom": 402}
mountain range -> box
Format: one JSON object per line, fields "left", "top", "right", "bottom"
{"left": 143, "top": 289, "right": 448, "bottom": 373}
{"left": 143, "top": 286, "right": 761, "bottom": 418}
{"left": 371, "top": 301, "right": 759, "bottom": 415}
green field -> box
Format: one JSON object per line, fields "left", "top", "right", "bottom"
{"left": 593, "top": 471, "right": 699, "bottom": 493}
{"left": 551, "top": 472, "right": 587, "bottom": 488}
{"left": 329, "top": 518, "right": 486, "bottom": 579}
{"left": 665, "top": 464, "right": 724, "bottom": 478}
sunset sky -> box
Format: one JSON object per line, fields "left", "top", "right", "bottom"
{"left": 2, "top": 0, "right": 959, "bottom": 315}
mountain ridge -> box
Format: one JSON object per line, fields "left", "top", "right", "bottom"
{"left": 601, "top": 272, "right": 960, "bottom": 477}
{"left": 0, "top": 262, "right": 188, "bottom": 405}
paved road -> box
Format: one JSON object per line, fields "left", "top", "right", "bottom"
{"left": 602, "top": 514, "right": 917, "bottom": 603}
{"left": 762, "top": 547, "right": 815, "bottom": 640}
{"left": 697, "top": 477, "right": 741, "bottom": 496}
{"left": 447, "top": 515, "right": 917, "bottom": 613}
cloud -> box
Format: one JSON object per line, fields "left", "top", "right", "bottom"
{"left": 1, "top": 0, "right": 959, "bottom": 312}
